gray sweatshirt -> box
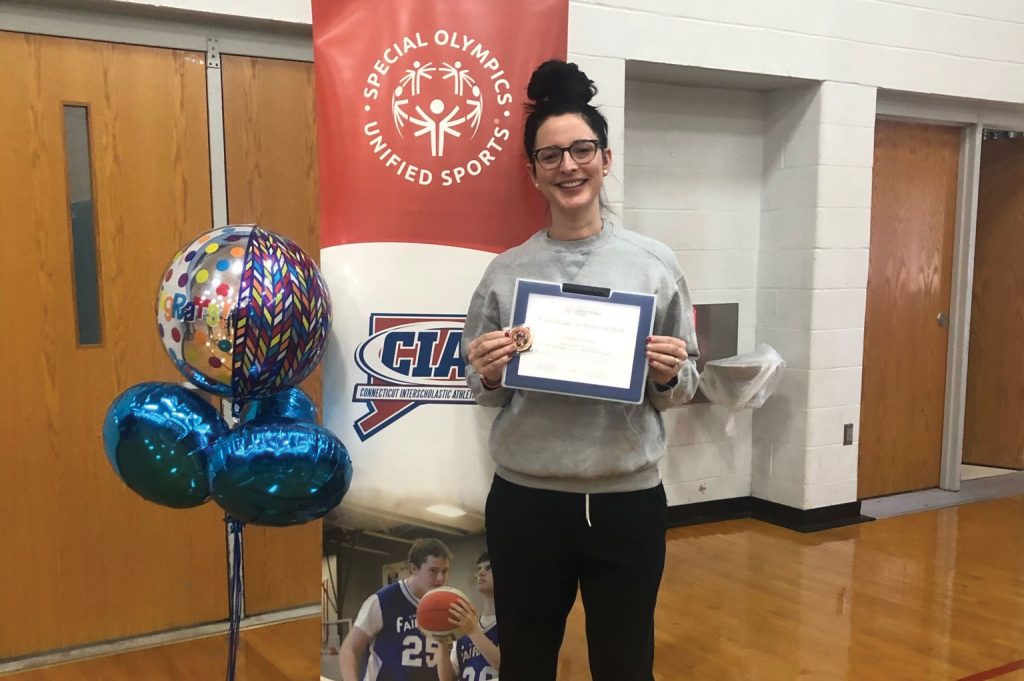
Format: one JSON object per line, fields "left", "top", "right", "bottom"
{"left": 462, "top": 222, "right": 699, "bottom": 494}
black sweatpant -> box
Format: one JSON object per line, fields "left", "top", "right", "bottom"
{"left": 485, "top": 475, "right": 667, "bottom": 681}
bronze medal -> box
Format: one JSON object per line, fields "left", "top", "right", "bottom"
{"left": 509, "top": 325, "right": 533, "bottom": 353}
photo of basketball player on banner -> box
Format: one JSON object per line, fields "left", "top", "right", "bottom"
{"left": 339, "top": 539, "right": 451, "bottom": 681}
{"left": 435, "top": 553, "right": 499, "bottom": 681}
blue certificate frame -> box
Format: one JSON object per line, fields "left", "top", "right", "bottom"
{"left": 502, "top": 279, "right": 656, "bottom": 403}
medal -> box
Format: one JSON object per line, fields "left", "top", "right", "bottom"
{"left": 508, "top": 325, "right": 533, "bottom": 353}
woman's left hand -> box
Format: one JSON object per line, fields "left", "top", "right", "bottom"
{"left": 646, "top": 335, "right": 689, "bottom": 386}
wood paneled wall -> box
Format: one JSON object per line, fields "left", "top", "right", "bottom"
{"left": 963, "top": 136, "right": 1024, "bottom": 469}
{"left": 221, "top": 54, "right": 323, "bottom": 616}
{"left": 0, "top": 33, "right": 225, "bottom": 658}
{"left": 858, "top": 120, "right": 960, "bottom": 498}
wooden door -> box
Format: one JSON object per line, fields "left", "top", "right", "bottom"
{"left": 858, "top": 120, "right": 960, "bottom": 499}
{"left": 221, "top": 55, "right": 323, "bottom": 615}
{"left": 962, "top": 135, "right": 1024, "bottom": 469}
{"left": 0, "top": 32, "right": 225, "bottom": 658}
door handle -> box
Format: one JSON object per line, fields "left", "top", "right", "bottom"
{"left": 937, "top": 312, "right": 948, "bottom": 328}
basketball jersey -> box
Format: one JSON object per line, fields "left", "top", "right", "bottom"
{"left": 453, "top": 620, "right": 499, "bottom": 681}
{"left": 363, "top": 581, "right": 440, "bottom": 681}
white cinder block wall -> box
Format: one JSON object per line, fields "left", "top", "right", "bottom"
{"left": 106, "top": 0, "right": 1024, "bottom": 509}
{"left": 621, "top": 81, "right": 763, "bottom": 505}
{"left": 568, "top": 1, "right": 1024, "bottom": 104}
{"left": 755, "top": 83, "right": 876, "bottom": 509}
{"left": 565, "top": 0, "right": 1024, "bottom": 509}
{"left": 610, "top": 76, "right": 875, "bottom": 510}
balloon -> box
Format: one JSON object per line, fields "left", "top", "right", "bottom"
{"left": 155, "top": 224, "right": 332, "bottom": 400}
{"left": 208, "top": 421, "right": 352, "bottom": 526}
{"left": 238, "top": 387, "right": 318, "bottom": 424}
{"left": 102, "top": 382, "right": 229, "bottom": 508}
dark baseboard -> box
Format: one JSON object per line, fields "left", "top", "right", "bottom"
{"left": 667, "top": 496, "right": 874, "bottom": 533}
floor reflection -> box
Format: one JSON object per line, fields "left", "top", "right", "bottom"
{"left": 557, "top": 495, "right": 1024, "bottom": 680}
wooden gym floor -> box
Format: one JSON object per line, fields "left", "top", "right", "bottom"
{"left": 5, "top": 495, "right": 1024, "bottom": 680}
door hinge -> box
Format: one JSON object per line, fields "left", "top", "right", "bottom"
{"left": 206, "top": 37, "right": 221, "bottom": 69}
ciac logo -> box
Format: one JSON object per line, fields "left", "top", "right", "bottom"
{"left": 352, "top": 313, "right": 473, "bottom": 440}
{"left": 361, "top": 29, "right": 514, "bottom": 187}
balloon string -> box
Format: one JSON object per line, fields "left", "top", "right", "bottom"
{"left": 226, "top": 517, "right": 244, "bottom": 681}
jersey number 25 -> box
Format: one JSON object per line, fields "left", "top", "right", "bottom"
{"left": 401, "top": 634, "right": 440, "bottom": 668}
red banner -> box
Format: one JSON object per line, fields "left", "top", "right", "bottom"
{"left": 312, "top": 0, "right": 567, "bottom": 253}
{"left": 312, "top": 0, "right": 568, "bottom": 563}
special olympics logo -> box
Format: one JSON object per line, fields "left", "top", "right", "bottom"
{"left": 391, "top": 61, "right": 483, "bottom": 157}
{"left": 361, "top": 30, "right": 514, "bottom": 187}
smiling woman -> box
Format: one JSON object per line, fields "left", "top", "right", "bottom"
{"left": 461, "top": 60, "right": 701, "bottom": 681}
{"left": 528, "top": 115, "right": 610, "bottom": 225}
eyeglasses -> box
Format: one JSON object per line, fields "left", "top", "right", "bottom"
{"left": 531, "top": 139, "right": 602, "bottom": 169}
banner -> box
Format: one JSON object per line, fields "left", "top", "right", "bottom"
{"left": 312, "top": 1, "right": 567, "bottom": 540}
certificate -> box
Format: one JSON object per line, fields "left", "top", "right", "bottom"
{"left": 502, "top": 279, "right": 656, "bottom": 403}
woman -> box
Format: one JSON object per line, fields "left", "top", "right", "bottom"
{"left": 462, "top": 60, "right": 699, "bottom": 681}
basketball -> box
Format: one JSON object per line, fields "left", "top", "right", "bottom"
{"left": 416, "top": 586, "right": 469, "bottom": 642}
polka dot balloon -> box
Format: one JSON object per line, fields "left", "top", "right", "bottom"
{"left": 156, "top": 225, "right": 332, "bottom": 402}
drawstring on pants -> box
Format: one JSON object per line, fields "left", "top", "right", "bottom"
{"left": 585, "top": 493, "right": 592, "bottom": 528}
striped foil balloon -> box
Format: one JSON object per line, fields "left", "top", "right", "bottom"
{"left": 157, "top": 225, "right": 332, "bottom": 402}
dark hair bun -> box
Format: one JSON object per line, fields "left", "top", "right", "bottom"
{"left": 527, "top": 60, "right": 597, "bottom": 107}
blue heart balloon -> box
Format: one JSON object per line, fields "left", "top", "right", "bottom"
{"left": 208, "top": 420, "right": 352, "bottom": 526}
{"left": 102, "top": 382, "right": 228, "bottom": 508}
{"left": 238, "top": 387, "right": 318, "bottom": 425}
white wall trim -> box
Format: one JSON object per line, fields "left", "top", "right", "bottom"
{"left": 0, "top": 2, "right": 312, "bottom": 61}
{"left": 0, "top": 604, "right": 319, "bottom": 674}
{"left": 206, "top": 37, "right": 229, "bottom": 227}
{"left": 877, "top": 91, "right": 1024, "bottom": 128}
{"left": 941, "top": 125, "right": 982, "bottom": 492}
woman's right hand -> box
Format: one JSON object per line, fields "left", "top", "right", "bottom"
{"left": 466, "top": 330, "right": 515, "bottom": 384}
